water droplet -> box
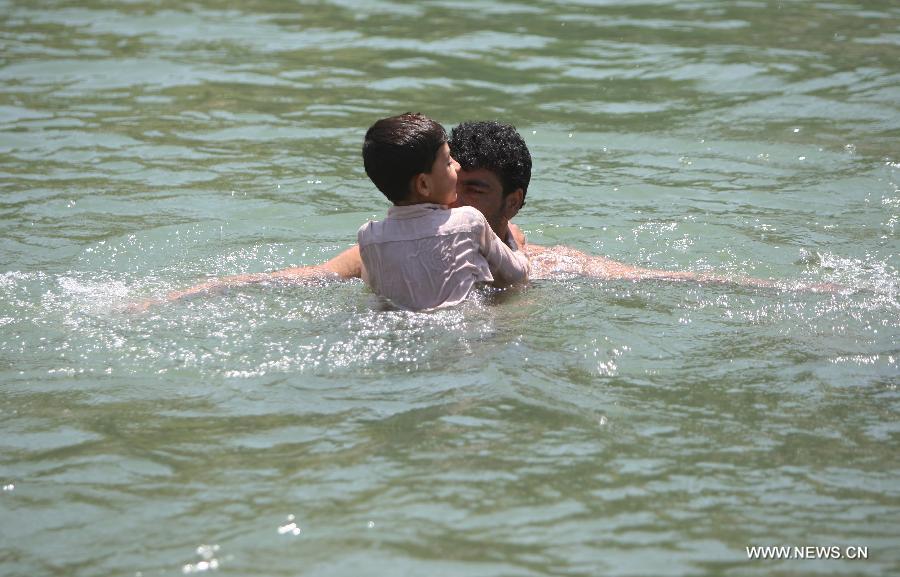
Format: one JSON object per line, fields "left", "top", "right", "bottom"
{"left": 278, "top": 521, "right": 301, "bottom": 535}
{"left": 196, "top": 545, "right": 219, "bottom": 560}
{"left": 183, "top": 545, "right": 221, "bottom": 574}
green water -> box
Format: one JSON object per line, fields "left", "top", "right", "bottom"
{"left": 1, "top": 1, "right": 898, "bottom": 576}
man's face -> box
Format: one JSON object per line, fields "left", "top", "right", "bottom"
{"left": 452, "top": 168, "right": 507, "bottom": 236}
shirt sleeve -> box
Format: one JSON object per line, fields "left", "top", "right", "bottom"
{"left": 465, "top": 208, "right": 530, "bottom": 286}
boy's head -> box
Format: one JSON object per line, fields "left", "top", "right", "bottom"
{"left": 449, "top": 121, "right": 532, "bottom": 238}
{"left": 363, "top": 113, "right": 451, "bottom": 204}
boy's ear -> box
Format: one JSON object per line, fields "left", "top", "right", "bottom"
{"left": 413, "top": 172, "right": 430, "bottom": 198}
{"left": 503, "top": 188, "right": 524, "bottom": 219}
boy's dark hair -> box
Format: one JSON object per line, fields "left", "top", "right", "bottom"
{"left": 449, "top": 121, "right": 531, "bottom": 205}
{"left": 362, "top": 113, "right": 448, "bottom": 203}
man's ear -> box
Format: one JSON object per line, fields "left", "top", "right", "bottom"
{"left": 503, "top": 188, "right": 524, "bottom": 219}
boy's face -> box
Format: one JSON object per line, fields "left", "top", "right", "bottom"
{"left": 423, "top": 142, "right": 460, "bottom": 205}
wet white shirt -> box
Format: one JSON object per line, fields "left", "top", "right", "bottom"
{"left": 358, "top": 203, "right": 530, "bottom": 310}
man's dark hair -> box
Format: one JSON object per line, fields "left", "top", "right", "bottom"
{"left": 362, "top": 112, "right": 447, "bottom": 203}
{"left": 449, "top": 121, "right": 531, "bottom": 204}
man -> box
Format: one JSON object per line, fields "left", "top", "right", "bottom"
{"left": 352, "top": 113, "right": 528, "bottom": 310}
{"left": 309, "top": 120, "right": 752, "bottom": 285}
{"left": 162, "top": 120, "right": 777, "bottom": 304}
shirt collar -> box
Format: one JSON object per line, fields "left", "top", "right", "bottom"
{"left": 386, "top": 203, "right": 448, "bottom": 219}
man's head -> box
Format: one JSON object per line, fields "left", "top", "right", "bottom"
{"left": 449, "top": 121, "right": 532, "bottom": 239}
{"left": 363, "top": 113, "right": 457, "bottom": 205}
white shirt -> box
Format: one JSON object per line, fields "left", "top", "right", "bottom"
{"left": 358, "top": 204, "right": 530, "bottom": 310}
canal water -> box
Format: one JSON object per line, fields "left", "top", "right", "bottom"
{"left": 1, "top": 1, "right": 898, "bottom": 575}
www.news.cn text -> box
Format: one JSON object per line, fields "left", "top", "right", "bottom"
{"left": 746, "top": 546, "right": 868, "bottom": 561}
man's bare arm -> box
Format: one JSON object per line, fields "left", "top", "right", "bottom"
{"left": 522, "top": 242, "right": 842, "bottom": 291}
{"left": 129, "top": 246, "right": 362, "bottom": 311}
{"left": 525, "top": 242, "right": 776, "bottom": 285}
{"left": 170, "top": 247, "right": 363, "bottom": 298}
{"left": 508, "top": 223, "right": 756, "bottom": 285}
{"left": 316, "top": 245, "right": 362, "bottom": 279}
{"left": 164, "top": 265, "right": 335, "bottom": 301}
{"left": 174, "top": 246, "right": 361, "bottom": 297}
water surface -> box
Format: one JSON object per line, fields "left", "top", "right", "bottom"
{"left": 1, "top": 1, "right": 898, "bottom": 576}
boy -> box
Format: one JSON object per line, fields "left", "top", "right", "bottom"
{"left": 358, "top": 113, "right": 529, "bottom": 310}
